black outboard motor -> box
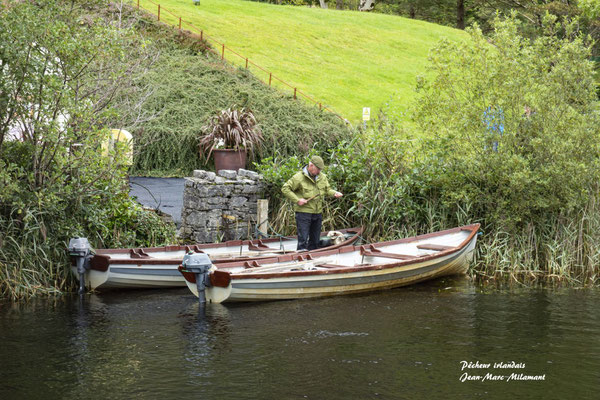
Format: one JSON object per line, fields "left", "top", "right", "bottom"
{"left": 68, "top": 237, "right": 93, "bottom": 295}
{"left": 181, "top": 253, "right": 213, "bottom": 303}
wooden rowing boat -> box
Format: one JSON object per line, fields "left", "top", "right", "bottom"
{"left": 70, "top": 227, "right": 363, "bottom": 290}
{"left": 179, "top": 224, "right": 480, "bottom": 303}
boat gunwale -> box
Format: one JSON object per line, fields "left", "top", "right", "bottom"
{"left": 89, "top": 227, "right": 364, "bottom": 267}
{"left": 210, "top": 223, "right": 480, "bottom": 281}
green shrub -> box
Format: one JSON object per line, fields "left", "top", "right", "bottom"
{"left": 411, "top": 14, "right": 600, "bottom": 233}
{"left": 0, "top": 0, "right": 176, "bottom": 300}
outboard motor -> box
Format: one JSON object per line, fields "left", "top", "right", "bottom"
{"left": 68, "top": 237, "right": 92, "bottom": 295}
{"left": 182, "top": 253, "right": 213, "bottom": 303}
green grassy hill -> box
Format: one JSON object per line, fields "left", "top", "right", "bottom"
{"left": 137, "top": 0, "right": 467, "bottom": 121}
{"left": 119, "top": 5, "right": 351, "bottom": 176}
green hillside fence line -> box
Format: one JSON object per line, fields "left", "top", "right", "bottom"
{"left": 134, "top": 0, "right": 348, "bottom": 123}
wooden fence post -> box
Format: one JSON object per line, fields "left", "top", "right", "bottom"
{"left": 157, "top": 5, "right": 160, "bottom": 21}
{"left": 221, "top": 44, "right": 225, "bottom": 60}
{"left": 269, "top": 73, "right": 272, "bottom": 86}
{"left": 245, "top": 58, "right": 248, "bottom": 69}
{"left": 257, "top": 200, "right": 268, "bottom": 238}
{"left": 293, "top": 88, "right": 297, "bottom": 99}
{"left": 179, "top": 17, "right": 182, "bottom": 31}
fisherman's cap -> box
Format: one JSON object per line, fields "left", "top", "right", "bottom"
{"left": 310, "top": 155, "right": 325, "bottom": 170}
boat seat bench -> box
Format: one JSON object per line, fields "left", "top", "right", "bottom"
{"left": 360, "top": 250, "right": 418, "bottom": 260}
{"left": 316, "top": 263, "right": 360, "bottom": 269}
{"left": 359, "top": 245, "right": 418, "bottom": 260}
{"left": 416, "top": 243, "right": 454, "bottom": 251}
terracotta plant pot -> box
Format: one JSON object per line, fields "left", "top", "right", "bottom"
{"left": 213, "top": 149, "right": 247, "bottom": 172}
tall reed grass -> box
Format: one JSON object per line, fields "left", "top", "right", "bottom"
{"left": 473, "top": 202, "right": 600, "bottom": 286}
{"left": 263, "top": 194, "right": 600, "bottom": 287}
{"left": 0, "top": 212, "right": 70, "bottom": 301}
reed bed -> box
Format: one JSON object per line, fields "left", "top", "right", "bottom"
{"left": 0, "top": 212, "right": 71, "bottom": 301}
{"left": 262, "top": 198, "right": 600, "bottom": 287}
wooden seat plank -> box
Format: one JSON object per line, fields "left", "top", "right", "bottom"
{"left": 416, "top": 243, "right": 454, "bottom": 251}
{"left": 360, "top": 250, "right": 418, "bottom": 260}
{"left": 316, "top": 264, "right": 342, "bottom": 269}
{"left": 316, "top": 264, "right": 359, "bottom": 269}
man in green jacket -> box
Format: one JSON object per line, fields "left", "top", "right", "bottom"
{"left": 281, "top": 155, "right": 343, "bottom": 251}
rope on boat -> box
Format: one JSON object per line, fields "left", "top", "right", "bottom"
{"left": 254, "top": 218, "right": 288, "bottom": 251}
{"left": 356, "top": 234, "right": 367, "bottom": 246}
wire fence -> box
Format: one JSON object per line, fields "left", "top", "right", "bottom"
{"left": 133, "top": 0, "right": 348, "bottom": 123}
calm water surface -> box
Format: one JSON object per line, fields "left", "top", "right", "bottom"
{"left": 1, "top": 278, "right": 599, "bottom": 399}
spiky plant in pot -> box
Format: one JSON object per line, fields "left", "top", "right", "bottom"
{"left": 199, "top": 107, "right": 263, "bottom": 171}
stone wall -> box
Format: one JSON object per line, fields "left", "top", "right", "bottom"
{"left": 181, "top": 169, "right": 266, "bottom": 243}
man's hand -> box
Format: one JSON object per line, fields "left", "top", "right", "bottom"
{"left": 334, "top": 191, "right": 343, "bottom": 198}
{"left": 298, "top": 198, "right": 308, "bottom": 206}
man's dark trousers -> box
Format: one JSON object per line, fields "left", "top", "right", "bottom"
{"left": 295, "top": 212, "right": 322, "bottom": 250}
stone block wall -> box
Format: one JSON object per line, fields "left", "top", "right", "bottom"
{"left": 181, "top": 169, "right": 266, "bottom": 243}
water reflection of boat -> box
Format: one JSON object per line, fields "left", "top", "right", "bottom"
{"left": 71, "top": 228, "right": 363, "bottom": 291}
{"left": 179, "top": 224, "right": 480, "bottom": 303}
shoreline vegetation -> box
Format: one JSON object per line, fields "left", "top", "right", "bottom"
{"left": 1, "top": 0, "right": 599, "bottom": 300}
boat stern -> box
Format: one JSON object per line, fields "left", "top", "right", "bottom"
{"left": 179, "top": 254, "right": 232, "bottom": 303}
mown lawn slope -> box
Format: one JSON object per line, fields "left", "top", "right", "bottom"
{"left": 121, "top": 5, "right": 350, "bottom": 176}
{"left": 138, "top": 0, "right": 466, "bottom": 121}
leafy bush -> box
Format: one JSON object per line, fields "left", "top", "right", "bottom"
{"left": 255, "top": 126, "right": 464, "bottom": 239}
{"left": 411, "top": 14, "right": 600, "bottom": 233}
{"left": 0, "top": 0, "right": 176, "bottom": 300}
